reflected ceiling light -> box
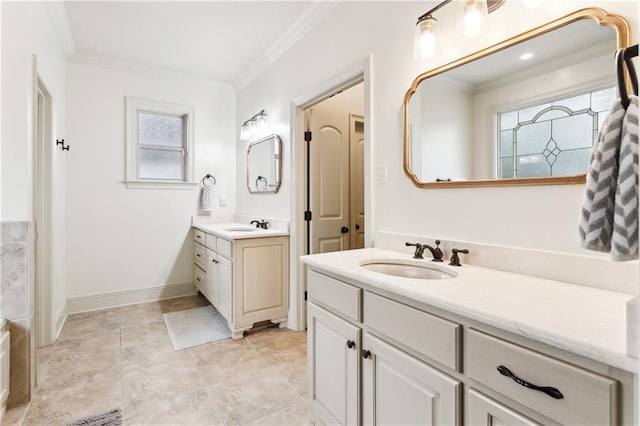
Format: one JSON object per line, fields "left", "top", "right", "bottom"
{"left": 520, "top": 52, "right": 534, "bottom": 60}
{"left": 413, "top": 0, "right": 505, "bottom": 59}
{"left": 240, "top": 110, "right": 268, "bottom": 142}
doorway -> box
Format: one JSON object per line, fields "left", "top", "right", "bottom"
{"left": 289, "top": 76, "right": 368, "bottom": 332}
{"left": 305, "top": 83, "right": 365, "bottom": 254}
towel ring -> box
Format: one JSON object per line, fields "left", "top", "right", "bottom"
{"left": 201, "top": 174, "right": 216, "bottom": 186}
{"left": 256, "top": 175, "right": 268, "bottom": 191}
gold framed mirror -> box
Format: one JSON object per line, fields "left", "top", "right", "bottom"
{"left": 403, "top": 8, "right": 630, "bottom": 188}
{"left": 247, "top": 134, "right": 282, "bottom": 194}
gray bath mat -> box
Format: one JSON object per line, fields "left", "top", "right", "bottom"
{"left": 66, "top": 408, "right": 122, "bottom": 426}
{"left": 163, "top": 305, "right": 231, "bottom": 350}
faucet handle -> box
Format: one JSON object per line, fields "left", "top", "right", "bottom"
{"left": 405, "top": 242, "right": 424, "bottom": 259}
{"left": 449, "top": 248, "right": 469, "bottom": 266}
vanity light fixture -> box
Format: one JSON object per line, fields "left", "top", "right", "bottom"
{"left": 240, "top": 110, "right": 268, "bottom": 141}
{"left": 413, "top": 0, "right": 505, "bottom": 59}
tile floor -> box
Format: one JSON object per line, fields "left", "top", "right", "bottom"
{"left": 3, "top": 294, "right": 312, "bottom": 425}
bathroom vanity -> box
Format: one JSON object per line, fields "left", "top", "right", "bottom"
{"left": 301, "top": 248, "right": 637, "bottom": 425}
{"left": 192, "top": 223, "right": 289, "bottom": 339}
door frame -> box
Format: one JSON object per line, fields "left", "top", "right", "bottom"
{"left": 289, "top": 55, "right": 374, "bottom": 331}
{"left": 32, "top": 56, "right": 55, "bottom": 347}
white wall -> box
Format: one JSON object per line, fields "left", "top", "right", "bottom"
{"left": 417, "top": 76, "right": 472, "bottom": 181}
{"left": 1, "top": 1, "right": 68, "bottom": 335}
{"left": 65, "top": 61, "right": 235, "bottom": 302}
{"left": 236, "top": 0, "right": 638, "bottom": 256}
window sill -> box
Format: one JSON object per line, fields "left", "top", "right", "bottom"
{"left": 123, "top": 180, "right": 198, "bottom": 190}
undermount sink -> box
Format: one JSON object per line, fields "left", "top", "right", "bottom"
{"left": 224, "top": 227, "right": 260, "bottom": 232}
{"left": 360, "top": 259, "right": 457, "bottom": 280}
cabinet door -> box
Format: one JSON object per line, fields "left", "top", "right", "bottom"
{"left": 216, "top": 255, "right": 232, "bottom": 322}
{"left": 362, "top": 332, "right": 460, "bottom": 426}
{"left": 206, "top": 249, "right": 217, "bottom": 304}
{"left": 468, "top": 388, "right": 541, "bottom": 426}
{"left": 308, "top": 303, "right": 360, "bottom": 426}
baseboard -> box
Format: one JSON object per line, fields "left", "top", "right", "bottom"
{"left": 66, "top": 282, "right": 197, "bottom": 314}
{"left": 55, "top": 303, "right": 67, "bottom": 341}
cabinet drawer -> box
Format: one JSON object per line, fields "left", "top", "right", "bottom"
{"left": 205, "top": 234, "right": 217, "bottom": 251}
{"left": 194, "top": 243, "right": 206, "bottom": 270}
{"left": 194, "top": 266, "right": 206, "bottom": 293}
{"left": 193, "top": 229, "right": 206, "bottom": 244}
{"left": 217, "top": 238, "right": 232, "bottom": 259}
{"left": 308, "top": 270, "right": 361, "bottom": 322}
{"left": 364, "top": 292, "right": 460, "bottom": 371}
{"left": 467, "top": 329, "right": 618, "bottom": 425}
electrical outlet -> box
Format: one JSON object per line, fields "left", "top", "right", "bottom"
{"left": 219, "top": 197, "right": 228, "bottom": 207}
{"left": 377, "top": 164, "right": 388, "bottom": 184}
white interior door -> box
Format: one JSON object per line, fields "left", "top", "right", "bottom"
{"left": 349, "top": 114, "right": 365, "bottom": 249}
{"left": 309, "top": 108, "right": 351, "bottom": 254}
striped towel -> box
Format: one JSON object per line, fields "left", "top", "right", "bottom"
{"left": 612, "top": 95, "right": 639, "bottom": 260}
{"left": 579, "top": 100, "right": 625, "bottom": 253}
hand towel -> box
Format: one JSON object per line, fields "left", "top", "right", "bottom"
{"left": 612, "top": 95, "right": 639, "bottom": 260}
{"left": 201, "top": 184, "right": 215, "bottom": 212}
{"left": 579, "top": 100, "right": 626, "bottom": 252}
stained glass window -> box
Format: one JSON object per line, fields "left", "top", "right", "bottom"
{"left": 497, "top": 86, "right": 615, "bottom": 178}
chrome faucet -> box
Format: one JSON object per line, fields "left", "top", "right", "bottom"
{"left": 405, "top": 240, "right": 444, "bottom": 262}
{"left": 250, "top": 220, "right": 269, "bottom": 229}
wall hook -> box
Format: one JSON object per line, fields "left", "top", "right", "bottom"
{"left": 56, "top": 139, "right": 70, "bottom": 151}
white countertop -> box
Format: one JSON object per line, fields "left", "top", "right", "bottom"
{"left": 301, "top": 247, "right": 638, "bottom": 373}
{"left": 192, "top": 222, "right": 289, "bottom": 240}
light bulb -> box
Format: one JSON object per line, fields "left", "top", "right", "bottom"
{"left": 414, "top": 16, "right": 440, "bottom": 59}
{"left": 255, "top": 111, "right": 268, "bottom": 131}
{"left": 458, "top": 0, "right": 488, "bottom": 38}
{"left": 248, "top": 119, "right": 257, "bottom": 138}
{"left": 240, "top": 123, "right": 250, "bottom": 141}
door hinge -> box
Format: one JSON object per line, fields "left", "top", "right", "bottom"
{"left": 304, "top": 131, "right": 312, "bottom": 142}
{"left": 304, "top": 291, "right": 308, "bottom": 301}
{"left": 304, "top": 211, "right": 312, "bottom": 221}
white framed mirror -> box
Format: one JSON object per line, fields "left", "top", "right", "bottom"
{"left": 247, "top": 134, "right": 282, "bottom": 193}
{"left": 403, "top": 8, "right": 630, "bottom": 188}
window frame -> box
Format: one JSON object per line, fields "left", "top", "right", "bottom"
{"left": 125, "top": 97, "right": 196, "bottom": 189}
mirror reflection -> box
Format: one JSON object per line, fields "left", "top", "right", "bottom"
{"left": 247, "top": 134, "right": 282, "bottom": 193}
{"left": 404, "top": 9, "right": 629, "bottom": 187}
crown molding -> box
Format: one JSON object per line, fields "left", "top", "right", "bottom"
{"left": 68, "top": 53, "right": 233, "bottom": 88}
{"left": 233, "top": 0, "right": 340, "bottom": 92}
{"left": 43, "top": 2, "right": 76, "bottom": 58}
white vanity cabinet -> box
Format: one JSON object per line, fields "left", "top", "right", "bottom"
{"left": 467, "top": 388, "right": 541, "bottom": 426}
{"left": 192, "top": 226, "right": 289, "bottom": 339}
{"left": 307, "top": 270, "right": 461, "bottom": 426}
{"left": 305, "top": 266, "right": 635, "bottom": 426}
{"left": 308, "top": 302, "right": 360, "bottom": 426}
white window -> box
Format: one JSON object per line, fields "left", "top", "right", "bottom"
{"left": 125, "top": 97, "right": 196, "bottom": 189}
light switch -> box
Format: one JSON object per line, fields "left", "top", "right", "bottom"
{"left": 376, "top": 164, "right": 388, "bottom": 184}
